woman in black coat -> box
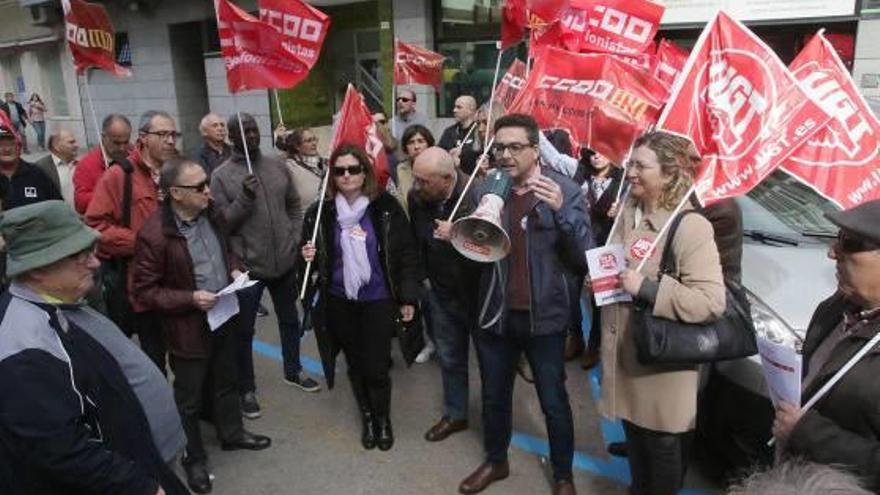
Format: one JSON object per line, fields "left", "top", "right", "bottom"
{"left": 298, "top": 143, "right": 421, "bottom": 452}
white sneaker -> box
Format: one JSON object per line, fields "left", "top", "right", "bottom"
{"left": 414, "top": 342, "right": 435, "bottom": 364}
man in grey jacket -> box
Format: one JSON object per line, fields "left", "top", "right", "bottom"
{"left": 210, "top": 113, "right": 319, "bottom": 419}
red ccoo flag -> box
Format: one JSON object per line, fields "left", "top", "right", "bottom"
{"left": 332, "top": 85, "right": 390, "bottom": 188}
{"left": 657, "top": 12, "right": 832, "bottom": 205}
{"left": 258, "top": 0, "right": 330, "bottom": 72}
{"left": 61, "top": 0, "right": 131, "bottom": 77}
{"left": 393, "top": 40, "right": 445, "bottom": 91}
{"left": 783, "top": 31, "right": 880, "bottom": 209}
{"left": 653, "top": 38, "right": 689, "bottom": 90}
{"left": 493, "top": 59, "right": 528, "bottom": 112}
{"left": 215, "top": 0, "right": 315, "bottom": 93}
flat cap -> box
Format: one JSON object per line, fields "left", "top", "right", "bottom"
{"left": 825, "top": 199, "right": 880, "bottom": 245}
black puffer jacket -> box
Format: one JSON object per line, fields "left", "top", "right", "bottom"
{"left": 297, "top": 192, "right": 422, "bottom": 387}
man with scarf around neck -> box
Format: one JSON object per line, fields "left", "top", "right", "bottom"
{"left": 298, "top": 143, "right": 421, "bottom": 452}
{"left": 85, "top": 110, "right": 179, "bottom": 372}
{"left": 210, "top": 112, "right": 317, "bottom": 420}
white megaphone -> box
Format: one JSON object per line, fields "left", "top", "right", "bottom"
{"left": 450, "top": 169, "right": 513, "bottom": 263}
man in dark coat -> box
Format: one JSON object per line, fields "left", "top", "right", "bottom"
{"left": 772, "top": 199, "right": 880, "bottom": 491}
{"left": 132, "top": 157, "right": 270, "bottom": 493}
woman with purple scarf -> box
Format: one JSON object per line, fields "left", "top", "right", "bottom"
{"left": 298, "top": 143, "right": 421, "bottom": 452}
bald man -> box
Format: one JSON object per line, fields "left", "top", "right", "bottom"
{"left": 35, "top": 128, "right": 79, "bottom": 206}
{"left": 194, "top": 112, "right": 231, "bottom": 178}
{"left": 438, "top": 95, "right": 478, "bottom": 152}
{"left": 408, "top": 146, "right": 482, "bottom": 442}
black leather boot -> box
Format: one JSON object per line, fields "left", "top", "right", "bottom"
{"left": 360, "top": 408, "right": 377, "bottom": 450}
{"left": 376, "top": 415, "right": 394, "bottom": 451}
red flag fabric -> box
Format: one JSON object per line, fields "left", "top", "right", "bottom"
{"left": 332, "top": 85, "right": 390, "bottom": 188}
{"left": 493, "top": 59, "right": 528, "bottom": 111}
{"left": 257, "top": 0, "right": 330, "bottom": 72}
{"left": 215, "top": 0, "right": 314, "bottom": 93}
{"left": 61, "top": 0, "right": 131, "bottom": 77}
{"left": 0, "top": 108, "right": 22, "bottom": 148}
{"left": 657, "top": 12, "right": 831, "bottom": 205}
{"left": 558, "top": 0, "right": 664, "bottom": 55}
{"left": 393, "top": 40, "right": 445, "bottom": 91}
{"left": 509, "top": 46, "right": 668, "bottom": 164}
{"left": 783, "top": 32, "right": 880, "bottom": 208}
{"left": 653, "top": 38, "right": 689, "bottom": 90}
{"left": 501, "top": 0, "right": 528, "bottom": 50}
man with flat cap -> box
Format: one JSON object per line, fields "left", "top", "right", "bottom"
{"left": 0, "top": 200, "right": 188, "bottom": 495}
{"left": 770, "top": 199, "right": 880, "bottom": 491}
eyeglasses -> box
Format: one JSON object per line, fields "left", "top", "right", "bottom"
{"left": 491, "top": 142, "right": 534, "bottom": 158}
{"left": 835, "top": 231, "right": 880, "bottom": 254}
{"left": 396, "top": 97, "right": 413, "bottom": 103}
{"left": 173, "top": 180, "right": 209, "bottom": 193}
{"left": 332, "top": 165, "right": 364, "bottom": 177}
{"left": 144, "top": 130, "right": 182, "bottom": 141}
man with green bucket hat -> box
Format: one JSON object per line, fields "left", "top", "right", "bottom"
{"left": 0, "top": 200, "right": 188, "bottom": 495}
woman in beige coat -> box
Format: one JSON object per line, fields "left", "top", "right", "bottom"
{"left": 599, "top": 131, "right": 726, "bottom": 495}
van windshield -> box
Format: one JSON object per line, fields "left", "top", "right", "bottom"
{"left": 738, "top": 171, "right": 839, "bottom": 238}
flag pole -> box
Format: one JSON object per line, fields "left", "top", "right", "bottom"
{"left": 447, "top": 136, "right": 495, "bottom": 222}
{"left": 235, "top": 110, "right": 253, "bottom": 174}
{"left": 634, "top": 185, "right": 696, "bottom": 272}
{"left": 391, "top": 38, "right": 398, "bottom": 139}
{"left": 299, "top": 168, "right": 331, "bottom": 300}
{"left": 273, "top": 89, "right": 285, "bottom": 128}
{"left": 82, "top": 72, "right": 110, "bottom": 170}
{"left": 485, "top": 42, "right": 505, "bottom": 136}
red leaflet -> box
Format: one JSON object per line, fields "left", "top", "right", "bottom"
{"left": 393, "top": 40, "right": 445, "bottom": 91}
{"left": 61, "top": 0, "right": 131, "bottom": 77}
{"left": 783, "top": 31, "right": 880, "bottom": 208}
{"left": 332, "top": 85, "right": 390, "bottom": 188}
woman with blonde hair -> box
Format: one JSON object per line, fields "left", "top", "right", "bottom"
{"left": 599, "top": 131, "right": 726, "bottom": 495}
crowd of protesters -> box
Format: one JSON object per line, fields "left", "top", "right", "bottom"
{"left": 0, "top": 85, "right": 879, "bottom": 495}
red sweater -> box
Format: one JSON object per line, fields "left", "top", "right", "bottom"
{"left": 72, "top": 146, "right": 106, "bottom": 214}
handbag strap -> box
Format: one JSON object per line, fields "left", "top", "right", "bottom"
{"left": 657, "top": 210, "right": 702, "bottom": 280}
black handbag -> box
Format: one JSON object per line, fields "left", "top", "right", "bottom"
{"left": 632, "top": 211, "right": 757, "bottom": 365}
{"left": 396, "top": 305, "right": 426, "bottom": 367}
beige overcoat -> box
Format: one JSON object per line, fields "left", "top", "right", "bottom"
{"left": 598, "top": 200, "right": 726, "bottom": 433}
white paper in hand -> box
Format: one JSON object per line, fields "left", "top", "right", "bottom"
{"left": 207, "top": 272, "right": 260, "bottom": 331}
{"left": 586, "top": 244, "right": 632, "bottom": 307}
{"left": 757, "top": 335, "right": 802, "bottom": 407}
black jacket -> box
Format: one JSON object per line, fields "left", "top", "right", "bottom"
{"left": 194, "top": 142, "right": 231, "bottom": 179}
{"left": 0, "top": 160, "right": 63, "bottom": 210}
{"left": 584, "top": 167, "right": 624, "bottom": 245}
{"left": 297, "top": 192, "right": 422, "bottom": 387}
{"left": 786, "top": 292, "right": 880, "bottom": 491}
{"left": 0, "top": 101, "right": 27, "bottom": 127}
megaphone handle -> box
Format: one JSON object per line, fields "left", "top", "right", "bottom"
{"left": 448, "top": 137, "right": 495, "bottom": 222}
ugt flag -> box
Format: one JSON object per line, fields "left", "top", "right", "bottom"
{"left": 332, "top": 85, "right": 390, "bottom": 188}
{"left": 657, "top": 11, "right": 831, "bottom": 205}
{"left": 509, "top": 46, "right": 669, "bottom": 165}
{"left": 258, "top": 0, "right": 330, "bottom": 72}
{"left": 783, "top": 31, "right": 880, "bottom": 208}
{"left": 215, "top": 0, "right": 315, "bottom": 93}
{"left": 61, "top": 0, "right": 131, "bottom": 77}
{"left": 393, "top": 40, "right": 445, "bottom": 91}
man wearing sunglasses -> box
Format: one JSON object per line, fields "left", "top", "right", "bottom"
{"left": 132, "top": 158, "right": 271, "bottom": 493}
{"left": 391, "top": 88, "right": 428, "bottom": 140}
{"left": 771, "top": 199, "right": 880, "bottom": 491}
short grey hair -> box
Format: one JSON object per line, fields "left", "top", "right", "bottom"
{"left": 727, "top": 460, "right": 872, "bottom": 495}
{"left": 138, "top": 110, "right": 174, "bottom": 134}
{"left": 199, "top": 113, "right": 224, "bottom": 134}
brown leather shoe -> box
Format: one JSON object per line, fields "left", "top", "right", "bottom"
{"left": 425, "top": 417, "right": 468, "bottom": 442}
{"left": 553, "top": 480, "right": 577, "bottom": 495}
{"left": 564, "top": 333, "right": 585, "bottom": 361}
{"left": 458, "top": 461, "right": 510, "bottom": 494}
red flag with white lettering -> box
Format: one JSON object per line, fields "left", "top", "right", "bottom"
{"left": 60, "top": 0, "right": 131, "bottom": 77}
{"left": 332, "top": 85, "right": 390, "bottom": 188}
{"left": 783, "top": 32, "right": 880, "bottom": 208}
{"left": 657, "top": 12, "right": 832, "bottom": 205}
{"left": 257, "top": 0, "right": 329, "bottom": 72}
{"left": 393, "top": 40, "right": 445, "bottom": 91}
{"left": 509, "top": 46, "right": 668, "bottom": 164}
{"left": 215, "top": 0, "right": 315, "bottom": 93}
{"left": 558, "top": 0, "right": 664, "bottom": 55}
{"left": 493, "top": 59, "right": 528, "bottom": 111}
{"left": 653, "top": 38, "right": 688, "bottom": 90}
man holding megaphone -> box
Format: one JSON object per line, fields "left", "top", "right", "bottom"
{"left": 456, "top": 114, "right": 592, "bottom": 495}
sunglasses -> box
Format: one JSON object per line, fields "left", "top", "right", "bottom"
{"left": 835, "top": 231, "right": 880, "bottom": 254}
{"left": 173, "top": 179, "right": 209, "bottom": 193}
{"left": 333, "top": 165, "right": 365, "bottom": 177}
{"left": 396, "top": 97, "right": 413, "bottom": 103}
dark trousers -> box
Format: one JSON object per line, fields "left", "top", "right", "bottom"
{"left": 236, "top": 268, "right": 302, "bottom": 393}
{"left": 326, "top": 295, "right": 395, "bottom": 417}
{"left": 133, "top": 312, "right": 168, "bottom": 375}
{"left": 427, "top": 289, "right": 472, "bottom": 421}
{"left": 587, "top": 293, "right": 602, "bottom": 352}
{"left": 475, "top": 310, "right": 574, "bottom": 482}
{"left": 622, "top": 420, "right": 693, "bottom": 495}
{"left": 170, "top": 321, "right": 243, "bottom": 463}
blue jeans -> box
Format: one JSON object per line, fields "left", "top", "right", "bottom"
{"left": 31, "top": 121, "right": 45, "bottom": 149}
{"left": 236, "top": 268, "right": 302, "bottom": 393}
{"left": 427, "top": 289, "right": 472, "bottom": 421}
{"left": 475, "top": 310, "right": 574, "bottom": 482}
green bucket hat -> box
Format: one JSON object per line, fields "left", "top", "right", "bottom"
{"left": 0, "top": 200, "right": 100, "bottom": 278}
